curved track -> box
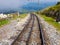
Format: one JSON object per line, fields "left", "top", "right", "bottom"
{"left": 11, "top": 14, "right": 45, "bottom": 45}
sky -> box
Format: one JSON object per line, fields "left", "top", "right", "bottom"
{"left": 0, "top": 0, "right": 59, "bottom": 9}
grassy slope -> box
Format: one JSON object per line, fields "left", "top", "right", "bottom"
{"left": 40, "top": 4, "right": 60, "bottom": 19}
{"left": 40, "top": 15, "right": 60, "bottom": 31}
{"left": 0, "top": 19, "right": 9, "bottom": 27}
{"left": 19, "top": 13, "right": 27, "bottom": 18}
{"left": 52, "top": 4, "right": 60, "bottom": 10}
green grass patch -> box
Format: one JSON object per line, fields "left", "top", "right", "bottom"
{"left": 19, "top": 14, "right": 27, "bottom": 18}
{"left": 40, "top": 15, "right": 60, "bottom": 31}
{"left": 0, "top": 19, "right": 9, "bottom": 27}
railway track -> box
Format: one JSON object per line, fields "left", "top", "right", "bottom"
{"left": 11, "top": 14, "right": 45, "bottom": 45}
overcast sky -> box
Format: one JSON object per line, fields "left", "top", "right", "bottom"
{"left": 0, "top": 0, "right": 59, "bottom": 9}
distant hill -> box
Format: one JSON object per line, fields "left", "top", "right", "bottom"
{"left": 21, "top": 2, "right": 56, "bottom": 12}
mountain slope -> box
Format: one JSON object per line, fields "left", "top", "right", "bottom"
{"left": 40, "top": 3, "right": 60, "bottom": 19}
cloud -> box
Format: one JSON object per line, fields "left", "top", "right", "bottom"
{"left": 39, "top": 0, "right": 58, "bottom": 2}
{"left": 0, "top": 0, "right": 20, "bottom": 8}
{"left": 58, "top": 0, "right": 60, "bottom": 1}
{"left": 0, "top": 0, "right": 58, "bottom": 9}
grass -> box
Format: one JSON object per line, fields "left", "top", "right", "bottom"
{"left": 0, "top": 19, "right": 9, "bottom": 27}
{"left": 40, "top": 14, "right": 60, "bottom": 31}
{"left": 0, "top": 13, "right": 27, "bottom": 27}
{"left": 19, "top": 14, "right": 27, "bottom": 18}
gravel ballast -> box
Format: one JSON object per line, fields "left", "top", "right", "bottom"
{"left": 0, "top": 14, "right": 30, "bottom": 45}
{"left": 38, "top": 15, "right": 60, "bottom": 45}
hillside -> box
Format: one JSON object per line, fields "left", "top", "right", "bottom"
{"left": 39, "top": 3, "right": 60, "bottom": 22}
{"left": 56, "top": 2, "right": 60, "bottom": 5}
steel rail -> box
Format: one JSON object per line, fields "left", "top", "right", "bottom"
{"left": 11, "top": 15, "right": 32, "bottom": 45}
{"left": 34, "top": 14, "right": 45, "bottom": 45}
{"left": 26, "top": 14, "right": 35, "bottom": 45}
